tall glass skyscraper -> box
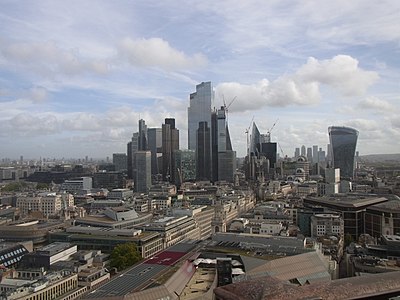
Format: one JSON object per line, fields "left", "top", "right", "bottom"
{"left": 188, "top": 82, "right": 213, "bottom": 150}
{"left": 328, "top": 126, "right": 359, "bottom": 179}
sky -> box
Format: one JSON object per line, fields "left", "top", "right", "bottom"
{"left": 1, "top": 0, "right": 399, "bottom": 159}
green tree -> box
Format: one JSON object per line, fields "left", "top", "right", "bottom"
{"left": 110, "top": 243, "right": 141, "bottom": 271}
{"left": 344, "top": 233, "right": 354, "bottom": 248}
{"left": 1, "top": 182, "right": 27, "bottom": 192}
{"left": 36, "top": 182, "right": 50, "bottom": 190}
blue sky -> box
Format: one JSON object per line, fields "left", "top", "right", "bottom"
{"left": 1, "top": 0, "right": 399, "bottom": 159}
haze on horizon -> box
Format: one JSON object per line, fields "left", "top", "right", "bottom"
{"left": 1, "top": 1, "right": 399, "bottom": 159}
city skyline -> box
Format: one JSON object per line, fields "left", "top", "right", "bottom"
{"left": 1, "top": 1, "right": 400, "bottom": 159}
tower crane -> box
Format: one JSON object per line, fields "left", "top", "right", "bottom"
{"left": 245, "top": 116, "right": 255, "bottom": 157}
{"left": 266, "top": 118, "right": 279, "bottom": 143}
{"left": 222, "top": 95, "right": 237, "bottom": 123}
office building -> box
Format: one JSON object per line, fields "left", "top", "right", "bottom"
{"left": 135, "top": 151, "right": 151, "bottom": 193}
{"left": 216, "top": 107, "right": 236, "bottom": 182}
{"left": 113, "top": 153, "right": 127, "bottom": 172}
{"left": 148, "top": 127, "right": 162, "bottom": 176}
{"left": 196, "top": 121, "right": 211, "bottom": 181}
{"left": 250, "top": 122, "right": 261, "bottom": 156}
{"left": 312, "top": 145, "right": 319, "bottom": 163}
{"left": 187, "top": 82, "right": 213, "bottom": 151}
{"left": 174, "top": 150, "right": 196, "bottom": 185}
{"left": 328, "top": 126, "right": 359, "bottom": 179}
{"left": 261, "top": 142, "right": 277, "bottom": 168}
{"left": 127, "top": 132, "right": 139, "bottom": 180}
{"left": 294, "top": 147, "right": 300, "bottom": 158}
{"left": 138, "top": 118, "right": 148, "bottom": 151}
{"left": 306, "top": 147, "right": 313, "bottom": 162}
{"left": 61, "top": 177, "right": 92, "bottom": 193}
{"left": 310, "top": 213, "right": 344, "bottom": 237}
{"left": 92, "top": 171, "right": 126, "bottom": 190}
{"left": 162, "top": 118, "right": 179, "bottom": 183}
{"left": 301, "top": 145, "right": 306, "bottom": 156}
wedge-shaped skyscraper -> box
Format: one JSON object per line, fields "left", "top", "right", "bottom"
{"left": 328, "top": 126, "right": 359, "bottom": 179}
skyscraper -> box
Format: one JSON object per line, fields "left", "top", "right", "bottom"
{"left": 312, "top": 145, "right": 319, "bottom": 163}
{"left": 135, "top": 151, "right": 151, "bottom": 193}
{"left": 250, "top": 122, "right": 261, "bottom": 156}
{"left": 301, "top": 145, "right": 306, "bottom": 156}
{"left": 328, "top": 126, "right": 359, "bottom": 179}
{"left": 162, "top": 118, "right": 179, "bottom": 183}
{"left": 216, "top": 106, "right": 236, "bottom": 182}
{"left": 294, "top": 147, "right": 300, "bottom": 158}
{"left": 148, "top": 127, "right": 162, "bottom": 176}
{"left": 174, "top": 149, "right": 196, "bottom": 186}
{"left": 138, "top": 119, "right": 147, "bottom": 151}
{"left": 127, "top": 132, "right": 139, "bottom": 180}
{"left": 197, "top": 121, "right": 211, "bottom": 181}
{"left": 188, "top": 82, "right": 213, "bottom": 150}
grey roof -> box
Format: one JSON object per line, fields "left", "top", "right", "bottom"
{"left": 214, "top": 271, "right": 400, "bottom": 300}
{"left": 246, "top": 251, "right": 331, "bottom": 285}
{"left": 84, "top": 263, "right": 167, "bottom": 298}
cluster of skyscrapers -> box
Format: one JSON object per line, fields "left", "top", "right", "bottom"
{"left": 126, "top": 82, "right": 236, "bottom": 192}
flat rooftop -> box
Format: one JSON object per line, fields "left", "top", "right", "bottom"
{"left": 305, "top": 195, "right": 388, "bottom": 208}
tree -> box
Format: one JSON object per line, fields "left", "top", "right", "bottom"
{"left": 344, "top": 233, "right": 354, "bottom": 248}
{"left": 110, "top": 243, "right": 141, "bottom": 271}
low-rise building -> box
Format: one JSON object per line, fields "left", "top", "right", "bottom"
{"left": 310, "top": 213, "right": 344, "bottom": 237}
{"left": 142, "top": 216, "right": 200, "bottom": 248}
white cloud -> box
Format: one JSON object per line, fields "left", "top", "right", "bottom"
{"left": 357, "top": 96, "right": 394, "bottom": 111}
{"left": 216, "top": 55, "right": 378, "bottom": 111}
{"left": 0, "top": 40, "right": 110, "bottom": 77}
{"left": 297, "top": 55, "right": 379, "bottom": 96}
{"left": 29, "top": 86, "right": 48, "bottom": 103}
{"left": 118, "top": 37, "right": 207, "bottom": 70}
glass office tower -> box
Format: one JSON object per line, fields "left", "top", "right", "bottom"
{"left": 328, "top": 126, "right": 359, "bottom": 179}
{"left": 188, "top": 82, "right": 213, "bottom": 150}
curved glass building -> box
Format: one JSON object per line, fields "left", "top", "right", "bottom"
{"left": 328, "top": 126, "right": 359, "bottom": 179}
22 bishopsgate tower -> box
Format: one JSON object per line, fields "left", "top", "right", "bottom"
{"left": 188, "top": 82, "right": 236, "bottom": 182}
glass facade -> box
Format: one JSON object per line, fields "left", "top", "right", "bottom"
{"left": 328, "top": 126, "right": 358, "bottom": 179}
{"left": 187, "top": 82, "right": 212, "bottom": 150}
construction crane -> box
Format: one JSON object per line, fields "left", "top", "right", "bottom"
{"left": 245, "top": 116, "right": 255, "bottom": 157}
{"left": 266, "top": 118, "right": 279, "bottom": 143}
{"left": 222, "top": 95, "right": 237, "bottom": 122}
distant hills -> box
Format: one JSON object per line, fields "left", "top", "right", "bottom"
{"left": 360, "top": 153, "right": 400, "bottom": 163}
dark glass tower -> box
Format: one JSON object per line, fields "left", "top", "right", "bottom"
{"left": 196, "top": 121, "right": 211, "bottom": 181}
{"left": 328, "top": 126, "right": 359, "bottom": 179}
{"left": 162, "top": 118, "right": 179, "bottom": 182}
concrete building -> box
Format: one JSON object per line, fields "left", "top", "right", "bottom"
{"left": 135, "top": 151, "right": 151, "bottom": 193}
{"left": 0, "top": 219, "right": 67, "bottom": 246}
{"left": 1, "top": 272, "right": 86, "bottom": 300}
{"left": 310, "top": 213, "right": 344, "bottom": 237}
{"left": 50, "top": 226, "right": 163, "bottom": 258}
{"left": 16, "top": 192, "right": 73, "bottom": 217}
{"left": 141, "top": 216, "right": 200, "bottom": 248}
{"left": 74, "top": 206, "right": 152, "bottom": 229}
{"left": 19, "top": 242, "right": 77, "bottom": 270}
{"left": 61, "top": 177, "right": 92, "bottom": 193}
{"left": 107, "top": 188, "right": 133, "bottom": 201}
